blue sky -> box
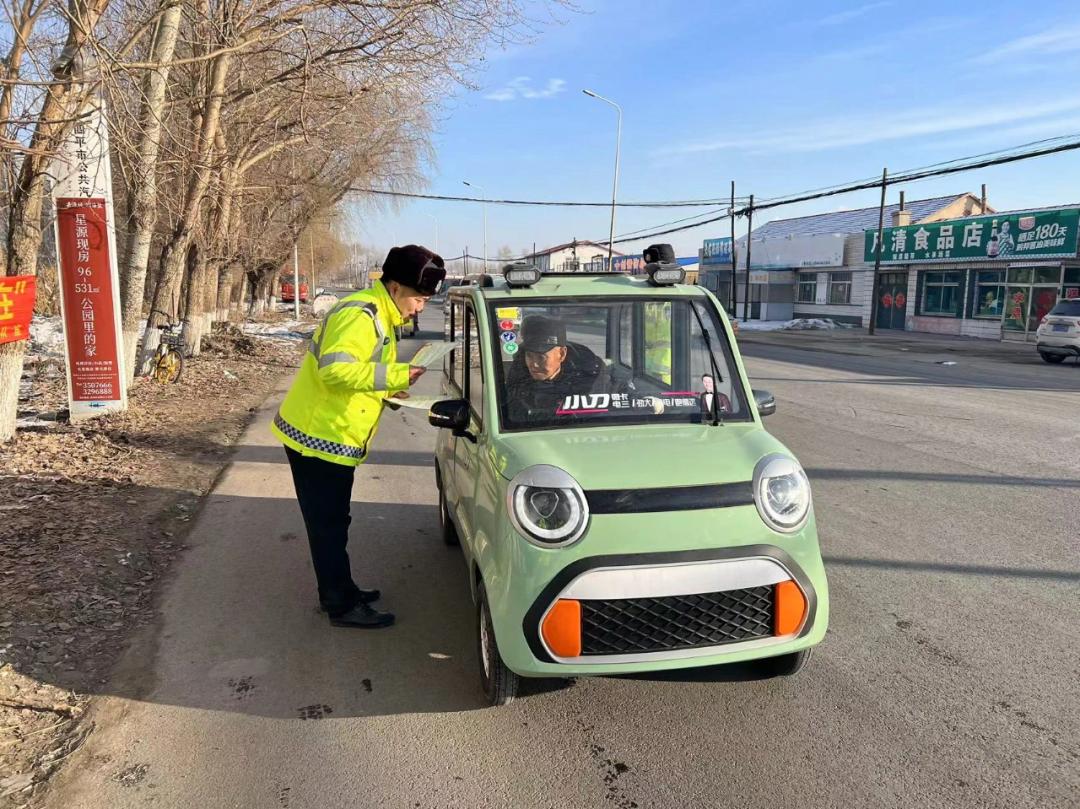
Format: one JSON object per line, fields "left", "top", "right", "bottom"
{"left": 349, "top": 0, "right": 1080, "bottom": 266}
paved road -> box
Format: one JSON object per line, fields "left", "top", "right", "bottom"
{"left": 46, "top": 317, "right": 1080, "bottom": 809}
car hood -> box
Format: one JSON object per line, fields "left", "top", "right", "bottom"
{"left": 489, "top": 424, "right": 791, "bottom": 489}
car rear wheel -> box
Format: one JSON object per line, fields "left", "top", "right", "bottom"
{"left": 754, "top": 647, "right": 813, "bottom": 678}
{"left": 477, "top": 582, "right": 518, "bottom": 706}
{"left": 1039, "top": 351, "right": 1066, "bottom": 364}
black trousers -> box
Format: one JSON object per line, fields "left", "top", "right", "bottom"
{"left": 285, "top": 447, "right": 363, "bottom": 615}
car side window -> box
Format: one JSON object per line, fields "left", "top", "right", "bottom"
{"left": 449, "top": 300, "right": 465, "bottom": 393}
{"left": 465, "top": 305, "right": 483, "bottom": 425}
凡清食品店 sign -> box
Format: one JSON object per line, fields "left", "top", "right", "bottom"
{"left": 864, "top": 208, "right": 1080, "bottom": 264}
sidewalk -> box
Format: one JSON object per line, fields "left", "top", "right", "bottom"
{"left": 737, "top": 325, "right": 1043, "bottom": 364}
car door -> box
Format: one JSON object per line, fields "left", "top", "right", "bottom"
{"left": 450, "top": 301, "right": 486, "bottom": 544}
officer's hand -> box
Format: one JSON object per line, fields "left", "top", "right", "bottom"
{"left": 391, "top": 391, "right": 410, "bottom": 400}
{"left": 408, "top": 365, "right": 426, "bottom": 385}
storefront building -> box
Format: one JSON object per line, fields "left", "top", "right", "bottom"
{"left": 702, "top": 193, "right": 987, "bottom": 324}
{"left": 863, "top": 205, "right": 1080, "bottom": 341}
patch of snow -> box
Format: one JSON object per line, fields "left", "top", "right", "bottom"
{"left": 241, "top": 320, "right": 314, "bottom": 341}
{"left": 738, "top": 318, "right": 844, "bottom": 332}
{"left": 29, "top": 315, "right": 65, "bottom": 355}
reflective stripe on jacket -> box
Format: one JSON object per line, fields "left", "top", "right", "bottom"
{"left": 271, "top": 281, "right": 409, "bottom": 466}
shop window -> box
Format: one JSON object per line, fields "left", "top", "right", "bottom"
{"left": 974, "top": 271, "right": 1005, "bottom": 318}
{"left": 1007, "top": 267, "right": 1032, "bottom": 284}
{"left": 827, "top": 272, "right": 852, "bottom": 304}
{"left": 1065, "top": 268, "right": 1080, "bottom": 285}
{"left": 797, "top": 276, "right": 817, "bottom": 303}
{"left": 922, "top": 271, "right": 962, "bottom": 316}
{"left": 1033, "top": 266, "right": 1062, "bottom": 285}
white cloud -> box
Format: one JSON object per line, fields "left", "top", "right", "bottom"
{"left": 661, "top": 98, "right": 1080, "bottom": 156}
{"left": 484, "top": 77, "right": 566, "bottom": 102}
{"left": 816, "top": 2, "right": 892, "bottom": 26}
{"left": 972, "top": 22, "right": 1080, "bottom": 64}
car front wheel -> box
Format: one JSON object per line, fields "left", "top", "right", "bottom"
{"left": 477, "top": 582, "right": 518, "bottom": 706}
{"left": 435, "top": 464, "right": 460, "bottom": 546}
{"left": 1039, "top": 351, "right": 1066, "bottom": 364}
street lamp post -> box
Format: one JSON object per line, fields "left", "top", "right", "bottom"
{"left": 463, "top": 181, "right": 487, "bottom": 271}
{"left": 423, "top": 212, "right": 439, "bottom": 254}
{"left": 583, "top": 89, "right": 622, "bottom": 268}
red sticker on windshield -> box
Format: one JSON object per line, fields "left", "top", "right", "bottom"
{"left": 500, "top": 319, "right": 514, "bottom": 331}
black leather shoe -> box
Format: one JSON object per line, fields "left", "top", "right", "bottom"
{"left": 329, "top": 603, "right": 395, "bottom": 629}
{"left": 318, "top": 588, "right": 380, "bottom": 612}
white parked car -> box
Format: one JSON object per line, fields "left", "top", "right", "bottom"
{"left": 1036, "top": 298, "right": 1080, "bottom": 364}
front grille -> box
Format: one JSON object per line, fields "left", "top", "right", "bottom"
{"left": 580, "top": 586, "right": 773, "bottom": 656}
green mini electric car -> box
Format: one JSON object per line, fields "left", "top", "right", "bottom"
{"left": 429, "top": 258, "right": 828, "bottom": 705}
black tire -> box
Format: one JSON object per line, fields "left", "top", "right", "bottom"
{"left": 438, "top": 481, "right": 460, "bottom": 546}
{"left": 435, "top": 464, "right": 460, "bottom": 546}
{"left": 477, "top": 582, "right": 519, "bottom": 706}
{"left": 153, "top": 349, "right": 183, "bottom": 384}
{"left": 754, "top": 647, "right": 813, "bottom": 678}
{"left": 1039, "top": 351, "right": 1066, "bottom": 364}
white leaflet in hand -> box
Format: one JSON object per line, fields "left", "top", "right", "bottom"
{"left": 390, "top": 395, "right": 441, "bottom": 410}
{"left": 410, "top": 341, "right": 459, "bottom": 368}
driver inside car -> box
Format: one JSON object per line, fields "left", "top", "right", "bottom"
{"left": 505, "top": 314, "right": 609, "bottom": 419}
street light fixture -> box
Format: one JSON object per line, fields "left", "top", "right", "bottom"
{"left": 462, "top": 181, "right": 487, "bottom": 271}
{"left": 583, "top": 89, "right": 622, "bottom": 268}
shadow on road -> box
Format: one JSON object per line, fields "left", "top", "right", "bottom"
{"left": 824, "top": 554, "right": 1080, "bottom": 583}
{"left": 805, "top": 466, "right": 1080, "bottom": 490}
{"left": 229, "top": 443, "right": 434, "bottom": 467}
{"left": 741, "top": 341, "right": 1080, "bottom": 393}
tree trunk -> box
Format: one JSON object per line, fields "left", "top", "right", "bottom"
{"left": 118, "top": 0, "right": 184, "bottom": 384}
{"left": 181, "top": 241, "right": 205, "bottom": 356}
{"left": 139, "top": 43, "right": 232, "bottom": 370}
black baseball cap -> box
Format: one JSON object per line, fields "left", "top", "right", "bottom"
{"left": 520, "top": 315, "right": 567, "bottom": 353}
{"left": 381, "top": 245, "right": 446, "bottom": 295}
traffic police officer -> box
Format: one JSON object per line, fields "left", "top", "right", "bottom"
{"left": 272, "top": 245, "right": 446, "bottom": 628}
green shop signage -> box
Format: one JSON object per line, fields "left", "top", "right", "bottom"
{"left": 864, "top": 208, "right": 1080, "bottom": 264}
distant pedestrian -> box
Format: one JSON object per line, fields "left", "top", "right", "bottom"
{"left": 272, "top": 245, "right": 445, "bottom": 628}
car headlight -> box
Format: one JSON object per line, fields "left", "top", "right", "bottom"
{"left": 506, "top": 465, "right": 589, "bottom": 547}
{"left": 753, "top": 454, "right": 811, "bottom": 533}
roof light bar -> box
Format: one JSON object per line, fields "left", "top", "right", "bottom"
{"left": 503, "top": 262, "right": 542, "bottom": 288}
{"left": 646, "top": 262, "right": 684, "bottom": 286}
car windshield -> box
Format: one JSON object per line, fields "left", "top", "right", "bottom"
{"left": 489, "top": 297, "right": 748, "bottom": 430}
{"left": 1049, "top": 299, "right": 1080, "bottom": 317}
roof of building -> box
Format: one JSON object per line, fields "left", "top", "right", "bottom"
{"left": 749, "top": 194, "right": 974, "bottom": 240}
{"left": 530, "top": 240, "right": 623, "bottom": 257}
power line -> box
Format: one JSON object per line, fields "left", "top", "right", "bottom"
{"left": 741, "top": 133, "right": 1080, "bottom": 216}
{"left": 596, "top": 133, "right": 1080, "bottom": 246}
{"left": 348, "top": 187, "right": 748, "bottom": 209}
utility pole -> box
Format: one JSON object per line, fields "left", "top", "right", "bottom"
{"left": 868, "top": 168, "right": 888, "bottom": 336}
{"left": 743, "top": 194, "right": 753, "bottom": 322}
{"left": 730, "top": 181, "right": 738, "bottom": 317}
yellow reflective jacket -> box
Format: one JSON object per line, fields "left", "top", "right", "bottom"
{"left": 271, "top": 281, "right": 409, "bottom": 466}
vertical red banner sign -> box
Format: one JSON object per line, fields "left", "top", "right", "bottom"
{"left": 0, "top": 275, "right": 36, "bottom": 344}
{"left": 55, "top": 197, "right": 122, "bottom": 404}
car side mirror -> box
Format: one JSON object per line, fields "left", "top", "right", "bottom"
{"left": 428, "top": 399, "right": 475, "bottom": 440}
{"left": 753, "top": 389, "right": 776, "bottom": 417}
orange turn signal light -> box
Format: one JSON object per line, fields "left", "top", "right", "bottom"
{"left": 541, "top": 599, "right": 582, "bottom": 657}
{"left": 774, "top": 580, "right": 807, "bottom": 636}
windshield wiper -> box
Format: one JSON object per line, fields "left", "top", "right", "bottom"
{"left": 690, "top": 301, "right": 724, "bottom": 427}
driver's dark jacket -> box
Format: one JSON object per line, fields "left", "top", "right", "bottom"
{"left": 505, "top": 343, "right": 610, "bottom": 420}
